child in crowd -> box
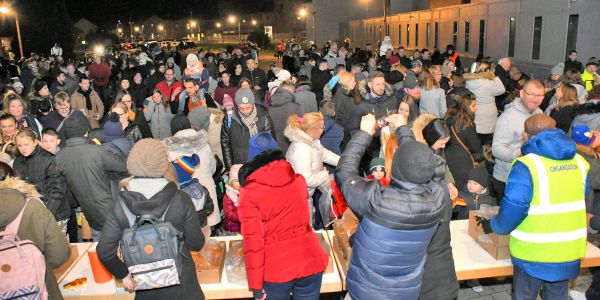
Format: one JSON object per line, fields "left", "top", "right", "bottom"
{"left": 223, "top": 94, "right": 235, "bottom": 129}
{"left": 366, "top": 157, "right": 389, "bottom": 186}
{"left": 223, "top": 164, "right": 242, "bottom": 234}
{"left": 455, "top": 167, "right": 493, "bottom": 219}
{"left": 41, "top": 128, "right": 61, "bottom": 155}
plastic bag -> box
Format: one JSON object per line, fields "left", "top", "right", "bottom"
{"left": 192, "top": 239, "right": 224, "bottom": 269}
{"left": 333, "top": 210, "right": 359, "bottom": 259}
{"left": 224, "top": 241, "right": 247, "bottom": 286}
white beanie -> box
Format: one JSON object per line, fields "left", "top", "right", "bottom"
{"left": 186, "top": 54, "right": 199, "bottom": 64}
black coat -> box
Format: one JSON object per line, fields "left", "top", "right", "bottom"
{"left": 550, "top": 105, "right": 578, "bottom": 133}
{"left": 13, "top": 145, "right": 70, "bottom": 221}
{"left": 494, "top": 67, "right": 511, "bottom": 112}
{"left": 55, "top": 137, "right": 128, "bottom": 230}
{"left": 220, "top": 104, "right": 276, "bottom": 169}
{"left": 241, "top": 69, "right": 268, "bottom": 99}
{"left": 444, "top": 117, "right": 484, "bottom": 189}
{"left": 268, "top": 89, "right": 303, "bottom": 153}
{"left": 331, "top": 86, "right": 357, "bottom": 130}
{"left": 564, "top": 60, "right": 584, "bottom": 74}
{"left": 97, "top": 181, "right": 205, "bottom": 300}
{"left": 311, "top": 69, "right": 331, "bottom": 103}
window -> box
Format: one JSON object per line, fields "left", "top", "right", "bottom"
{"left": 398, "top": 24, "right": 402, "bottom": 46}
{"left": 407, "top": 24, "right": 410, "bottom": 46}
{"left": 453, "top": 21, "right": 458, "bottom": 48}
{"left": 532, "top": 16, "right": 542, "bottom": 60}
{"left": 478, "top": 19, "right": 486, "bottom": 53}
{"left": 415, "top": 24, "right": 419, "bottom": 47}
{"left": 508, "top": 17, "right": 516, "bottom": 57}
{"left": 434, "top": 22, "right": 439, "bottom": 48}
{"left": 566, "top": 15, "right": 579, "bottom": 58}
{"left": 464, "top": 20, "right": 470, "bottom": 52}
{"left": 426, "top": 23, "right": 431, "bottom": 48}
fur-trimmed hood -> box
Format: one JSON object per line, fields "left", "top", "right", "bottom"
{"left": 209, "top": 108, "right": 224, "bottom": 125}
{"left": 164, "top": 128, "right": 209, "bottom": 160}
{"left": 284, "top": 126, "right": 318, "bottom": 149}
{"left": 239, "top": 149, "right": 294, "bottom": 187}
{"left": 463, "top": 72, "right": 496, "bottom": 81}
{"left": 412, "top": 113, "right": 438, "bottom": 145}
{"left": 0, "top": 177, "right": 42, "bottom": 229}
{"left": 574, "top": 100, "right": 600, "bottom": 118}
{"left": 358, "top": 79, "right": 394, "bottom": 100}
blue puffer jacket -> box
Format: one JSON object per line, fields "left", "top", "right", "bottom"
{"left": 491, "top": 129, "right": 590, "bottom": 282}
{"left": 335, "top": 127, "right": 447, "bottom": 300}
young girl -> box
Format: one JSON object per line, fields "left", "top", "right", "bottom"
{"left": 223, "top": 164, "right": 242, "bottom": 234}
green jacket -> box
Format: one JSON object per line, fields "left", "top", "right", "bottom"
{"left": 0, "top": 177, "right": 70, "bottom": 300}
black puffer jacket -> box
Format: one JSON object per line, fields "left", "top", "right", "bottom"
{"left": 269, "top": 88, "right": 304, "bottom": 153}
{"left": 13, "top": 145, "right": 70, "bottom": 221}
{"left": 444, "top": 116, "right": 484, "bottom": 189}
{"left": 56, "top": 137, "right": 128, "bottom": 231}
{"left": 331, "top": 85, "right": 357, "bottom": 130}
{"left": 220, "top": 104, "right": 276, "bottom": 169}
{"left": 97, "top": 179, "right": 205, "bottom": 300}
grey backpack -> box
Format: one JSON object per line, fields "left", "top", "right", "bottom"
{"left": 119, "top": 197, "right": 183, "bottom": 290}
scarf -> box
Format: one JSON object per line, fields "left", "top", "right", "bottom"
{"left": 239, "top": 105, "right": 258, "bottom": 136}
{"left": 128, "top": 109, "right": 136, "bottom": 122}
{"left": 78, "top": 87, "right": 93, "bottom": 110}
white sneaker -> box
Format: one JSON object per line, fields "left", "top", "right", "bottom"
{"left": 468, "top": 279, "right": 484, "bottom": 293}
{"left": 570, "top": 290, "right": 588, "bottom": 300}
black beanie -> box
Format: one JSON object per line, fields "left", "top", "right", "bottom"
{"left": 170, "top": 114, "right": 192, "bottom": 135}
{"left": 423, "top": 119, "right": 450, "bottom": 147}
{"left": 392, "top": 141, "right": 437, "bottom": 184}
{"left": 63, "top": 110, "right": 91, "bottom": 139}
{"left": 468, "top": 167, "right": 488, "bottom": 189}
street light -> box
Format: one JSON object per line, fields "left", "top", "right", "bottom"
{"left": 134, "top": 26, "right": 140, "bottom": 32}
{"left": 251, "top": 20, "right": 257, "bottom": 26}
{"left": 0, "top": 5, "right": 23, "bottom": 58}
{"left": 216, "top": 22, "right": 221, "bottom": 28}
{"left": 298, "top": 8, "right": 317, "bottom": 44}
{"left": 228, "top": 15, "right": 241, "bottom": 42}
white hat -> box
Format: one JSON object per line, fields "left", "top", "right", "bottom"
{"left": 276, "top": 69, "right": 291, "bottom": 81}
{"left": 186, "top": 53, "right": 199, "bottom": 64}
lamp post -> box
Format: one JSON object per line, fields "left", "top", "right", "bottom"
{"left": 157, "top": 25, "right": 164, "bottom": 39}
{"left": 0, "top": 6, "right": 23, "bottom": 58}
{"left": 299, "top": 8, "right": 316, "bottom": 44}
{"left": 228, "top": 15, "right": 241, "bottom": 42}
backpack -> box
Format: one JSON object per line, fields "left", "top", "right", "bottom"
{"left": 118, "top": 196, "right": 183, "bottom": 291}
{"left": 0, "top": 200, "right": 48, "bottom": 300}
{"left": 179, "top": 178, "right": 213, "bottom": 227}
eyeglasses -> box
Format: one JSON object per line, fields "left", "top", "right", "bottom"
{"left": 56, "top": 105, "right": 70, "bottom": 111}
{"left": 522, "top": 89, "right": 545, "bottom": 99}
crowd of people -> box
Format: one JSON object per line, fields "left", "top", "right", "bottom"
{"left": 0, "top": 35, "right": 600, "bottom": 300}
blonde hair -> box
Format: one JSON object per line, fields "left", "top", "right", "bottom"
{"left": 287, "top": 112, "right": 324, "bottom": 132}
{"left": 391, "top": 63, "right": 407, "bottom": 74}
{"left": 556, "top": 83, "right": 580, "bottom": 111}
{"left": 3, "top": 94, "right": 28, "bottom": 114}
{"left": 338, "top": 70, "right": 355, "bottom": 90}
{"left": 15, "top": 128, "right": 38, "bottom": 142}
{"left": 419, "top": 68, "right": 440, "bottom": 90}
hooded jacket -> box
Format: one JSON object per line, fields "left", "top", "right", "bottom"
{"left": 491, "top": 129, "right": 589, "bottom": 282}
{"left": 238, "top": 150, "right": 328, "bottom": 290}
{"left": 97, "top": 178, "right": 205, "bottom": 300}
{"left": 320, "top": 116, "right": 344, "bottom": 155}
{"left": 0, "top": 177, "right": 70, "bottom": 300}
{"left": 269, "top": 88, "right": 304, "bottom": 153}
{"left": 294, "top": 84, "right": 318, "bottom": 113}
{"left": 464, "top": 72, "right": 506, "bottom": 134}
{"left": 335, "top": 127, "right": 448, "bottom": 300}
{"left": 492, "top": 100, "right": 542, "bottom": 182}
{"left": 102, "top": 136, "right": 134, "bottom": 158}
{"left": 220, "top": 104, "right": 276, "bottom": 169}
{"left": 285, "top": 126, "right": 339, "bottom": 196}
{"left": 165, "top": 129, "right": 220, "bottom": 227}
{"left": 55, "top": 137, "right": 128, "bottom": 230}
{"left": 572, "top": 100, "right": 600, "bottom": 131}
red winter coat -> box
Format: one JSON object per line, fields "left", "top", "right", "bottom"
{"left": 156, "top": 80, "right": 183, "bottom": 102}
{"left": 88, "top": 62, "right": 112, "bottom": 87}
{"left": 214, "top": 84, "right": 238, "bottom": 106}
{"left": 238, "top": 150, "right": 328, "bottom": 290}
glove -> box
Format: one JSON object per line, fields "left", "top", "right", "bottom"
{"left": 476, "top": 216, "right": 493, "bottom": 234}
{"left": 252, "top": 289, "right": 266, "bottom": 300}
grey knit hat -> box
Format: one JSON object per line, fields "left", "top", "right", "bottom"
{"left": 551, "top": 62, "right": 564, "bottom": 76}
{"left": 127, "top": 139, "right": 170, "bottom": 178}
{"left": 235, "top": 88, "right": 256, "bottom": 105}
{"left": 188, "top": 106, "right": 211, "bottom": 131}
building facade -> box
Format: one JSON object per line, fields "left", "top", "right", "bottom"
{"left": 310, "top": 0, "right": 600, "bottom": 78}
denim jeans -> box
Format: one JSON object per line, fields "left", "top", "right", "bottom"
{"left": 263, "top": 273, "right": 323, "bottom": 300}
{"left": 512, "top": 265, "right": 568, "bottom": 300}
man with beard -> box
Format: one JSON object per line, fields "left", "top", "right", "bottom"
{"left": 50, "top": 71, "right": 69, "bottom": 96}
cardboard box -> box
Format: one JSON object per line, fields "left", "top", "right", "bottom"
{"left": 192, "top": 240, "right": 226, "bottom": 284}
{"left": 468, "top": 210, "right": 510, "bottom": 260}
{"left": 53, "top": 244, "right": 79, "bottom": 278}
{"left": 317, "top": 232, "right": 334, "bottom": 273}
{"left": 331, "top": 238, "right": 350, "bottom": 275}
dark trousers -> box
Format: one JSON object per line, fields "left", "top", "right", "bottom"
{"left": 66, "top": 208, "right": 78, "bottom": 243}
{"left": 478, "top": 133, "right": 494, "bottom": 146}
{"left": 491, "top": 177, "right": 506, "bottom": 205}
{"left": 263, "top": 273, "right": 323, "bottom": 300}
{"left": 587, "top": 267, "right": 600, "bottom": 300}
{"left": 94, "top": 85, "right": 110, "bottom": 116}
{"left": 512, "top": 265, "right": 568, "bottom": 300}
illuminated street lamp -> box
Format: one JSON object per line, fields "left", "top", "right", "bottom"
{"left": 216, "top": 22, "right": 221, "bottom": 28}
{"left": 298, "top": 8, "right": 316, "bottom": 43}
{"left": 228, "top": 15, "right": 241, "bottom": 42}
{"left": 134, "top": 26, "right": 140, "bottom": 32}
{"left": 0, "top": 5, "right": 23, "bottom": 58}
{"left": 251, "top": 20, "right": 257, "bottom": 26}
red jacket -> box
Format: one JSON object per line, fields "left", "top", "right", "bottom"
{"left": 156, "top": 80, "right": 183, "bottom": 101}
{"left": 214, "top": 84, "right": 238, "bottom": 106}
{"left": 238, "top": 150, "right": 328, "bottom": 290}
{"left": 223, "top": 190, "right": 241, "bottom": 233}
{"left": 88, "top": 62, "right": 112, "bottom": 87}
